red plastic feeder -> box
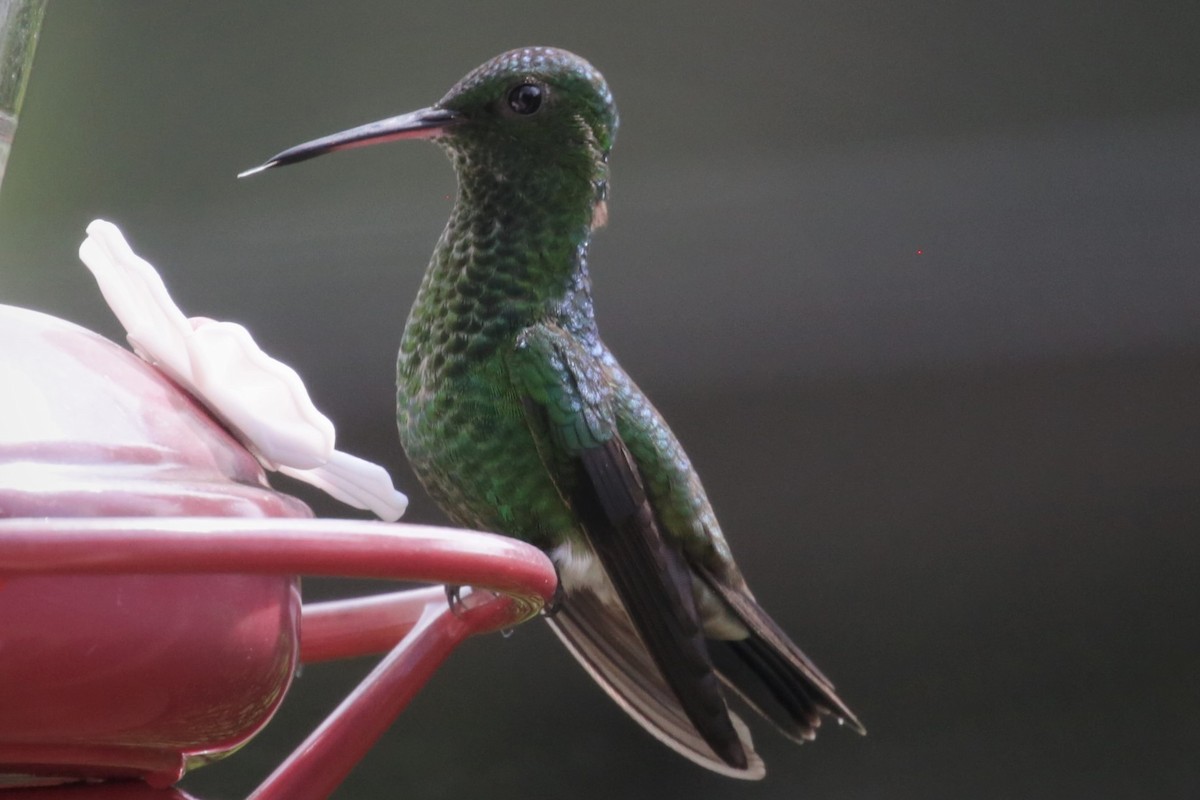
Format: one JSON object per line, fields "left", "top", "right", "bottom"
{"left": 0, "top": 304, "right": 557, "bottom": 798}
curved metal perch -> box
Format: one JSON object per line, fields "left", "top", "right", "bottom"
{"left": 0, "top": 518, "right": 557, "bottom": 799}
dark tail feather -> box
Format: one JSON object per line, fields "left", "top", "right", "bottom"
{"left": 699, "top": 567, "right": 866, "bottom": 740}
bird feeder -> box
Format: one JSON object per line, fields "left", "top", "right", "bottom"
{"left": 0, "top": 269, "right": 556, "bottom": 798}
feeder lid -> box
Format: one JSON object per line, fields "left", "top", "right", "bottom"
{"left": 0, "top": 303, "right": 311, "bottom": 519}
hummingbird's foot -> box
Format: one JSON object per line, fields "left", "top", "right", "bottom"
{"left": 540, "top": 566, "right": 566, "bottom": 618}
{"left": 445, "top": 584, "right": 466, "bottom": 618}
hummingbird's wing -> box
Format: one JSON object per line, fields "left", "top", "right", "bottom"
{"left": 546, "top": 588, "right": 764, "bottom": 779}
{"left": 507, "top": 323, "right": 758, "bottom": 776}
{"left": 600, "top": 364, "right": 867, "bottom": 742}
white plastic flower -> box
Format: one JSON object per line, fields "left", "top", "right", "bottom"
{"left": 78, "top": 219, "right": 408, "bottom": 521}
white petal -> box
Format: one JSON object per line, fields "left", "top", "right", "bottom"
{"left": 78, "top": 219, "right": 408, "bottom": 521}
{"left": 78, "top": 219, "right": 334, "bottom": 469}
{"left": 79, "top": 219, "right": 192, "bottom": 372}
{"left": 187, "top": 318, "right": 334, "bottom": 468}
{"left": 278, "top": 450, "right": 409, "bottom": 522}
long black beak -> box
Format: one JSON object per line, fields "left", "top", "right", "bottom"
{"left": 238, "top": 106, "right": 460, "bottom": 178}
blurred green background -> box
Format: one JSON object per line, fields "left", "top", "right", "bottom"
{"left": 2, "top": 2, "right": 1198, "bottom": 798}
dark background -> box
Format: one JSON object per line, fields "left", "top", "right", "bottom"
{"left": 1, "top": 2, "right": 1197, "bottom": 798}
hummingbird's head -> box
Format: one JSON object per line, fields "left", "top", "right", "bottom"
{"left": 433, "top": 47, "right": 618, "bottom": 176}
{"left": 240, "top": 47, "right": 618, "bottom": 210}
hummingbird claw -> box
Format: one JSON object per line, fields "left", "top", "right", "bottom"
{"left": 445, "top": 584, "right": 466, "bottom": 618}
{"left": 540, "top": 565, "right": 566, "bottom": 618}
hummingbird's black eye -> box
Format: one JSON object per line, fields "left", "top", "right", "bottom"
{"left": 507, "top": 83, "right": 543, "bottom": 115}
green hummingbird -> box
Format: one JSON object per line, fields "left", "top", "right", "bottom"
{"left": 242, "top": 46, "right": 864, "bottom": 778}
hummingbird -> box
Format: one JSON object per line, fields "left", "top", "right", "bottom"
{"left": 242, "top": 46, "right": 864, "bottom": 778}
